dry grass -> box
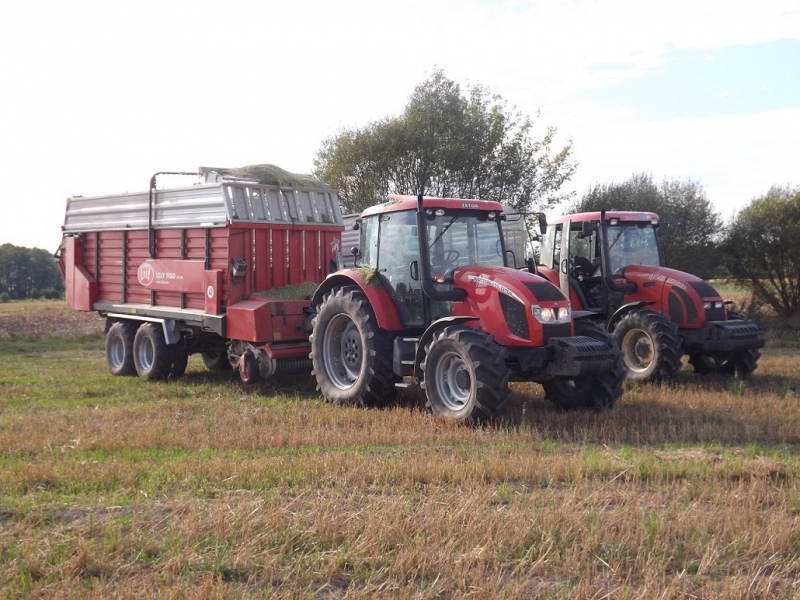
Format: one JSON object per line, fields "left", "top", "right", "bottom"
{"left": 1, "top": 302, "right": 800, "bottom": 598}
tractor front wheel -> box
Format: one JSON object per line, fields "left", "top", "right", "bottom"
{"left": 421, "top": 326, "right": 510, "bottom": 423}
{"left": 310, "top": 286, "right": 397, "bottom": 408}
{"left": 543, "top": 319, "right": 624, "bottom": 410}
{"left": 688, "top": 311, "right": 760, "bottom": 378}
{"left": 688, "top": 349, "right": 760, "bottom": 378}
{"left": 613, "top": 310, "right": 683, "bottom": 382}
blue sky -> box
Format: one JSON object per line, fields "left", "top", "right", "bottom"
{"left": 589, "top": 40, "right": 800, "bottom": 119}
{"left": 0, "top": 0, "right": 798, "bottom": 251}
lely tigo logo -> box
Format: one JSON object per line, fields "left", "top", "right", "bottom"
{"left": 138, "top": 263, "right": 155, "bottom": 286}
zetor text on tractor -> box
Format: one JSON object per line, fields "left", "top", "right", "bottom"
{"left": 309, "top": 196, "right": 625, "bottom": 422}
{"left": 536, "top": 211, "right": 765, "bottom": 381}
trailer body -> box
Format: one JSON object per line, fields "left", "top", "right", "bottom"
{"left": 59, "top": 169, "right": 344, "bottom": 380}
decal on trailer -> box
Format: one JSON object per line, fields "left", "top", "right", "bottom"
{"left": 136, "top": 260, "right": 206, "bottom": 293}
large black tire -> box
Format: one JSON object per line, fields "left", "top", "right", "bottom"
{"left": 170, "top": 346, "right": 189, "bottom": 379}
{"left": 133, "top": 323, "right": 172, "bottom": 380}
{"left": 688, "top": 311, "right": 760, "bottom": 378}
{"left": 613, "top": 310, "right": 683, "bottom": 382}
{"left": 202, "top": 351, "right": 232, "bottom": 372}
{"left": 420, "top": 326, "right": 511, "bottom": 423}
{"left": 310, "top": 286, "right": 398, "bottom": 408}
{"left": 543, "top": 319, "right": 625, "bottom": 410}
{"left": 105, "top": 321, "right": 138, "bottom": 376}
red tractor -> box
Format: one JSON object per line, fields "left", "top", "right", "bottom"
{"left": 308, "top": 196, "right": 625, "bottom": 422}
{"left": 536, "top": 211, "right": 765, "bottom": 381}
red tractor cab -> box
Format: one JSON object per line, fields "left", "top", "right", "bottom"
{"left": 309, "top": 196, "right": 625, "bottom": 422}
{"left": 536, "top": 211, "right": 765, "bottom": 381}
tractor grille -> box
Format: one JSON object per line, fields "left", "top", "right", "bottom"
{"left": 499, "top": 294, "right": 530, "bottom": 340}
{"left": 542, "top": 322, "right": 571, "bottom": 343}
{"left": 525, "top": 282, "right": 566, "bottom": 302}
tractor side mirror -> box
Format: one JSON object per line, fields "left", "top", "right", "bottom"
{"left": 581, "top": 221, "right": 593, "bottom": 238}
{"left": 352, "top": 218, "right": 361, "bottom": 231}
{"left": 538, "top": 214, "right": 547, "bottom": 234}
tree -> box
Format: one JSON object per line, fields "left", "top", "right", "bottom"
{"left": 720, "top": 185, "right": 800, "bottom": 317}
{"left": 314, "top": 69, "right": 576, "bottom": 214}
{"left": 0, "top": 244, "right": 64, "bottom": 300}
{"left": 567, "top": 173, "right": 723, "bottom": 279}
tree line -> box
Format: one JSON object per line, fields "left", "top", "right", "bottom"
{"left": 314, "top": 70, "right": 800, "bottom": 317}
{"left": 0, "top": 244, "right": 64, "bottom": 302}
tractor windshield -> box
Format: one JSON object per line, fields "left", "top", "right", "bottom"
{"left": 426, "top": 210, "right": 506, "bottom": 273}
{"left": 606, "top": 223, "right": 661, "bottom": 272}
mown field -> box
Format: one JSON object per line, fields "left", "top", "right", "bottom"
{"left": 1, "top": 300, "right": 800, "bottom": 598}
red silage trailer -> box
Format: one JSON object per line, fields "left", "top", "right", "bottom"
{"left": 58, "top": 168, "right": 344, "bottom": 383}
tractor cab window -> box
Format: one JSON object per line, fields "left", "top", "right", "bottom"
{"left": 425, "top": 209, "right": 505, "bottom": 275}
{"left": 568, "top": 226, "right": 598, "bottom": 278}
{"left": 606, "top": 223, "right": 660, "bottom": 272}
{"left": 358, "top": 215, "right": 379, "bottom": 268}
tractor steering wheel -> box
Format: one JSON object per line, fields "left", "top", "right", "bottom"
{"left": 433, "top": 249, "right": 460, "bottom": 266}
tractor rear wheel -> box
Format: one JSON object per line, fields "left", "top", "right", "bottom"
{"left": 310, "top": 286, "right": 398, "bottom": 408}
{"left": 106, "top": 321, "right": 138, "bottom": 376}
{"left": 133, "top": 323, "right": 171, "bottom": 380}
{"left": 421, "top": 326, "right": 510, "bottom": 423}
{"left": 613, "top": 310, "right": 683, "bottom": 382}
{"left": 543, "top": 319, "right": 624, "bottom": 410}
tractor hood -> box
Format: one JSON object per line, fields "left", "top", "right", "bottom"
{"left": 450, "top": 265, "right": 572, "bottom": 346}
{"left": 622, "top": 265, "right": 725, "bottom": 328}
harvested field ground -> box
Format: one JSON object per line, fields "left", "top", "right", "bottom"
{"left": 1, "top": 300, "right": 800, "bottom": 598}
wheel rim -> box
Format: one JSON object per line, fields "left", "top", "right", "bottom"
{"left": 433, "top": 349, "right": 472, "bottom": 411}
{"left": 109, "top": 335, "right": 125, "bottom": 369}
{"left": 620, "top": 328, "right": 654, "bottom": 374}
{"left": 323, "top": 314, "right": 363, "bottom": 389}
{"left": 137, "top": 337, "right": 154, "bottom": 371}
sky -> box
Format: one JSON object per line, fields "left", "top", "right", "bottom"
{"left": 1, "top": 0, "right": 798, "bottom": 252}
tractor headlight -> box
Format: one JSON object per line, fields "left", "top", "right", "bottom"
{"left": 703, "top": 301, "right": 724, "bottom": 310}
{"left": 532, "top": 304, "right": 571, "bottom": 324}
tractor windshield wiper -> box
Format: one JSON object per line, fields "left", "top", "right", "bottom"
{"left": 429, "top": 212, "right": 460, "bottom": 249}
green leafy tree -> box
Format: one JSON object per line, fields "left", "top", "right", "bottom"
{"left": 721, "top": 185, "right": 800, "bottom": 317}
{"left": 567, "top": 173, "right": 723, "bottom": 279}
{"left": 314, "top": 69, "right": 576, "bottom": 214}
{"left": 0, "top": 244, "right": 65, "bottom": 299}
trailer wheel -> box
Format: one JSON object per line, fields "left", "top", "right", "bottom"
{"left": 170, "top": 346, "right": 189, "bottom": 379}
{"left": 106, "top": 321, "right": 138, "bottom": 376}
{"left": 133, "top": 323, "right": 172, "bottom": 380}
{"left": 310, "top": 286, "right": 397, "bottom": 408}
{"left": 543, "top": 319, "right": 624, "bottom": 410}
{"left": 238, "top": 352, "right": 261, "bottom": 385}
{"left": 613, "top": 310, "right": 683, "bottom": 382}
{"left": 202, "top": 351, "right": 231, "bottom": 372}
{"left": 421, "top": 326, "right": 510, "bottom": 423}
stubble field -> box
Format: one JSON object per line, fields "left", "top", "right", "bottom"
{"left": 1, "top": 300, "right": 799, "bottom": 598}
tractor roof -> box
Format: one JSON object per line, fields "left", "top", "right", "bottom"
{"left": 551, "top": 211, "right": 659, "bottom": 225}
{"left": 361, "top": 195, "right": 504, "bottom": 217}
